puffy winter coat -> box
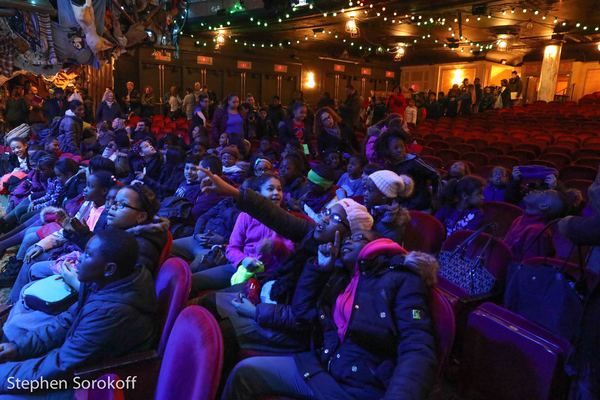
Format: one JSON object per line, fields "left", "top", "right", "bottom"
{"left": 0, "top": 267, "right": 157, "bottom": 394}
{"left": 58, "top": 110, "right": 83, "bottom": 154}
{"left": 294, "top": 239, "right": 437, "bottom": 400}
{"left": 193, "top": 197, "right": 241, "bottom": 239}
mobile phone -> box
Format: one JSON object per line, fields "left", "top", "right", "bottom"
{"left": 303, "top": 144, "right": 310, "bottom": 155}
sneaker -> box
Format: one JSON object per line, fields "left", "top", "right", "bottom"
{"left": 0, "top": 257, "right": 22, "bottom": 288}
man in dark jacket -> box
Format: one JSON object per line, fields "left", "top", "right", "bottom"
{"left": 267, "top": 96, "right": 286, "bottom": 130}
{"left": 43, "top": 88, "right": 67, "bottom": 121}
{"left": 339, "top": 85, "right": 362, "bottom": 129}
{"left": 0, "top": 230, "right": 157, "bottom": 396}
{"left": 58, "top": 100, "right": 85, "bottom": 154}
{"left": 508, "top": 71, "right": 523, "bottom": 106}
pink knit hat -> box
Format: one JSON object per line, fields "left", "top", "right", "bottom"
{"left": 369, "top": 170, "right": 414, "bottom": 199}
{"left": 336, "top": 198, "right": 374, "bottom": 233}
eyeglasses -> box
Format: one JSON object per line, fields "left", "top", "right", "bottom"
{"left": 110, "top": 201, "right": 144, "bottom": 212}
{"left": 320, "top": 208, "right": 350, "bottom": 230}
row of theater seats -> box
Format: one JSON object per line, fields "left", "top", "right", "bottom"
{"left": 0, "top": 205, "right": 575, "bottom": 400}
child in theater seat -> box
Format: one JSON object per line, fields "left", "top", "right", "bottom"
{"left": 504, "top": 189, "right": 567, "bottom": 263}
{"left": 336, "top": 155, "right": 367, "bottom": 198}
{"left": 364, "top": 169, "right": 414, "bottom": 243}
{"left": 435, "top": 176, "right": 485, "bottom": 237}
{"left": 190, "top": 173, "right": 295, "bottom": 295}
{"left": 220, "top": 145, "right": 249, "bottom": 185}
{"left": 374, "top": 129, "right": 439, "bottom": 211}
{"left": 483, "top": 166, "right": 509, "bottom": 202}
{"left": 0, "top": 230, "right": 157, "bottom": 397}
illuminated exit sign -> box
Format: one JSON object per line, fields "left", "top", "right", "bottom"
{"left": 237, "top": 60, "right": 252, "bottom": 70}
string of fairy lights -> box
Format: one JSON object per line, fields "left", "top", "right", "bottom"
{"left": 174, "top": 0, "right": 600, "bottom": 59}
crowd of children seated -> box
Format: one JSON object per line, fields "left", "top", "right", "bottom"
{"left": 0, "top": 84, "right": 596, "bottom": 400}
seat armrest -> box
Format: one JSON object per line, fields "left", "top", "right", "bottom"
{"left": 74, "top": 351, "right": 161, "bottom": 400}
{"left": 74, "top": 350, "right": 158, "bottom": 378}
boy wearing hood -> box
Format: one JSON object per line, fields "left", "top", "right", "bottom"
{"left": 0, "top": 229, "right": 157, "bottom": 396}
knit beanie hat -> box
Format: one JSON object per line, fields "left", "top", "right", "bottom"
{"left": 307, "top": 163, "right": 336, "bottom": 189}
{"left": 369, "top": 170, "right": 414, "bottom": 199}
{"left": 336, "top": 198, "right": 374, "bottom": 233}
{"left": 220, "top": 145, "right": 240, "bottom": 160}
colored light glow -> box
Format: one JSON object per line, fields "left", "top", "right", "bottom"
{"left": 451, "top": 69, "right": 463, "bottom": 85}
{"left": 305, "top": 72, "right": 316, "bottom": 89}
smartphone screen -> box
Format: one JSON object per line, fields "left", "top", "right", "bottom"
{"left": 303, "top": 144, "right": 310, "bottom": 155}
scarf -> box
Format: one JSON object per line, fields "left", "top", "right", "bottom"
{"left": 324, "top": 125, "right": 341, "bottom": 139}
{"left": 333, "top": 270, "right": 360, "bottom": 341}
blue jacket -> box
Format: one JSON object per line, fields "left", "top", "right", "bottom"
{"left": 0, "top": 268, "right": 157, "bottom": 394}
{"left": 58, "top": 111, "right": 83, "bottom": 154}
{"left": 294, "top": 256, "right": 437, "bottom": 400}
{"left": 193, "top": 197, "right": 241, "bottom": 239}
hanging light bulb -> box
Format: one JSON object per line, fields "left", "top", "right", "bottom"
{"left": 497, "top": 39, "right": 508, "bottom": 50}
{"left": 345, "top": 16, "right": 359, "bottom": 36}
{"left": 215, "top": 32, "right": 226, "bottom": 48}
{"left": 394, "top": 45, "right": 406, "bottom": 61}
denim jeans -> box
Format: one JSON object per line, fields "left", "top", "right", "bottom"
{"left": 9, "top": 252, "right": 52, "bottom": 304}
{"left": 221, "top": 356, "right": 315, "bottom": 400}
{"left": 170, "top": 236, "right": 211, "bottom": 273}
{"left": 190, "top": 263, "right": 236, "bottom": 296}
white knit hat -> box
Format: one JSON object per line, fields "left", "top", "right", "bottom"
{"left": 369, "top": 170, "right": 414, "bottom": 199}
{"left": 336, "top": 198, "right": 374, "bottom": 233}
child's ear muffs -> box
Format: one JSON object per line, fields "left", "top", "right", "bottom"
{"left": 357, "top": 239, "right": 407, "bottom": 272}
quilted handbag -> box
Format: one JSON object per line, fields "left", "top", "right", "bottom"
{"left": 438, "top": 225, "right": 497, "bottom": 296}
{"left": 22, "top": 275, "right": 78, "bottom": 314}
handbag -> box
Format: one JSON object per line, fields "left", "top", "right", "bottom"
{"left": 22, "top": 275, "right": 78, "bottom": 314}
{"left": 504, "top": 221, "right": 586, "bottom": 341}
{"left": 438, "top": 224, "right": 497, "bottom": 296}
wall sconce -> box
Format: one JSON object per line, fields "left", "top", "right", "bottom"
{"left": 304, "top": 71, "right": 316, "bottom": 89}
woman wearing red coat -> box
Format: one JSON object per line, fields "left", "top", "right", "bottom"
{"left": 387, "top": 86, "right": 408, "bottom": 116}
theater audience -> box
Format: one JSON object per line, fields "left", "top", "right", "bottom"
{"left": 0, "top": 82, "right": 597, "bottom": 400}
{"left": 374, "top": 129, "right": 439, "bottom": 211}
{"left": 0, "top": 230, "right": 156, "bottom": 397}
{"left": 504, "top": 189, "right": 566, "bottom": 262}
{"left": 435, "top": 176, "right": 485, "bottom": 237}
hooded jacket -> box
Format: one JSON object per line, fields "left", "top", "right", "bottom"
{"left": 193, "top": 197, "right": 241, "bottom": 239}
{"left": 389, "top": 154, "right": 440, "bottom": 211}
{"left": 0, "top": 268, "right": 157, "bottom": 394}
{"left": 294, "top": 241, "right": 438, "bottom": 400}
{"left": 72, "top": 216, "right": 169, "bottom": 276}
{"left": 58, "top": 109, "right": 83, "bottom": 154}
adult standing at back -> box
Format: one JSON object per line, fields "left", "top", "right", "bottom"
{"left": 182, "top": 88, "right": 196, "bottom": 120}
{"left": 96, "top": 89, "right": 122, "bottom": 125}
{"left": 387, "top": 85, "right": 408, "bottom": 116}
{"left": 122, "top": 81, "right": 140, "bottom": 115}
{"left": 211, "top": 94, "right": 244, "bottom": 148}
{"left": 44, "top": 88, "right": 67, "bottom": 122}
{"left": 5, "top": 87, "right": 28, "bottom": 129}
{"left": 59, "top": 100, "right": 85, "bottom": 154}
{"left": 508, "top": 71, "right": 523, "bottom": 106}
{"left": 339, "top": 85, "right": 361, "bottom": 130}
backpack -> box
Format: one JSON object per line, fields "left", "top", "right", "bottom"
{"left": 157, "top": 196, "right": 192, "bottom": 222}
